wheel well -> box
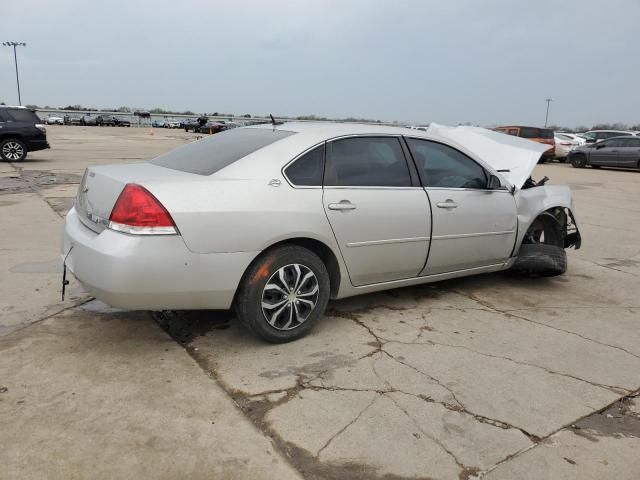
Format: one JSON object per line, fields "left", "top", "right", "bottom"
{"left": 522, "top": 207, "right": 580, "bottom": 249}
{"left": 260, "top": 238, "right": 342, "bottom": 298}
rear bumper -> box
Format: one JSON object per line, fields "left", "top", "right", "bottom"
{"left": 26, "top": 138, "right": 50, "bottom": 152}
{"left": 62, "top": 206, "right": 258, "bottom": 310}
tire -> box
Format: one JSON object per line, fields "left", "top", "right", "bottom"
{"left": 511, "top": 243, "right": 567, "bottom": 277}
{"left": 234, "top": 245, "right": 330, "bottom": 343}
{"left": 570, "top": 154, "right": 587, "bottom": 168}
{"left": 0, "top": 139, "right": 27, "bottom": 162}
{"left": 538, "top": 158, "right": 547, "bottom": 164}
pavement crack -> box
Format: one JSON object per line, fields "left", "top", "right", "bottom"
{"left": 384, "top": 338, "right": 630, "bottom": 395}
{"left": 386, "top": 392, "right": 469, "bottom": 473}
{"left": 451, "top": 289, "right": 640, "bottom": 361}
{"left": 315, "top": 394, "right": 379, "bottom": 458}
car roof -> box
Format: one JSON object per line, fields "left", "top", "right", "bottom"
{"left": 495, "top": 125, "right": 552, "bottom": 130}
{"left": 249, "top": 121, "right": 421, "bottom": 137}
{"left": 586, "top": 129, "right": 634, "bottom": 133}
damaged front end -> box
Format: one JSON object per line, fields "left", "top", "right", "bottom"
{"left": 517, "top": 176, "right": 582, "bottom": 250}
{"left": 509, "top": 176, "right": 581, "bottom": 276}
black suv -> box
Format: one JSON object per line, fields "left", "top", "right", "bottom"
{"left": 0, "top": 106, "right": 50, "bottom": 161}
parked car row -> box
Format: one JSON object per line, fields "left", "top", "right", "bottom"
{"left": 46, "top": 114, "right": 132, "bottom": 127}
{"left": 494, "top": 125, "right": 639, "bottom": 167}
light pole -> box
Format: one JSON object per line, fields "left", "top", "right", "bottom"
{"left": 544, "top": 98, "right": 552, "bottom": 127}
{"left": 2, "top": 41, "right": 26, "bottom": 106}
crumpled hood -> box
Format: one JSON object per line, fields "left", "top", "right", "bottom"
{"left": 426, "top": 123, "right": 550, "bottom": 189}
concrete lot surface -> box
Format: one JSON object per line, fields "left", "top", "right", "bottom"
{"left": 1, "top": 126, "right": 639, "bottom": 479}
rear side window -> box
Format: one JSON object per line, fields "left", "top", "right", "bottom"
{"left": 151, "top": 128, "right": 295, "bottom": 175}
{"left": 407, "top": 138, "right": 487, "bottom": 189}
{"left": 3, "top": 108, "right": 41, "bottom": 123}
{"left": 324, "top": 137, "right": 411, "bottom": 187}
{"left": 285, "top": 145, "right": 324, "bottom": 186}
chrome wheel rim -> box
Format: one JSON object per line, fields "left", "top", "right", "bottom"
{"left": 2, "top": 142, "right": 24, "bottom": 160}
{"left": 261, "top": 263, "right": 319, "bottom": 331}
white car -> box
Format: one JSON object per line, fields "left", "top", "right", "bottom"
{"left": 62, "top": 122, "right": 581, "bottom": 343}
{"left": 46, "top": 115, "right": 64, "bottom": 125}
{"left": 166, "top": 120, "right": 181, "bottom": 129}
{"left": 554, "top": 133, "right": 584, "bottom": 160}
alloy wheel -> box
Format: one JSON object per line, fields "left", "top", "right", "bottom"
{"left": 261, "top": 263, "right": 320, "bottom": 331}
{"left": 2, "top": 141, "right": 25, "bottom": 161}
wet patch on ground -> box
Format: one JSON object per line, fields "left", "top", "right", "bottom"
{"left": 571, "top": 392, "right": 640, "bottom": 441}
{"left": 0, "top": 169, "right": 82, "bottom": 195}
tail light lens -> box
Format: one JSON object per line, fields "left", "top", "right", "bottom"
{"left": 560, "top": 142, "right": 572, "bottom": 146}
{"left": 108, "top": 183, "right": 178, "bottom": 235}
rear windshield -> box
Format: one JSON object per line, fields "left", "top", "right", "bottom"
{"left": 151, "top": 128, "right": 295, "bottom": 175}
{"left": 1, "top": 108, "right": 41, "bottom": 123}
{"left": 519, "top": 127, "right": 554, "bottom": 139}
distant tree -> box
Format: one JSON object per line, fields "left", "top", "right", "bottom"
{"left": 25, "top": 104, "right": 39, "bottom": 109}
{"left": 116, "top": 106, "right": 131, "bottom": 113}
{"left": 242, "top": 114, "right": 252, "bottom": 118}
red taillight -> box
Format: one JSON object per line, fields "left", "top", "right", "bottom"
{"left": 108, "top": 183, "right": 177, "bottom": 235}
{"left": 560, "top": 142, "right": 572, "bottom": 146}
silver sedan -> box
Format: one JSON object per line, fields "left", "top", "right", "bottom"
{"left": 62, "top": 122, "right": 581, "bottom": 342}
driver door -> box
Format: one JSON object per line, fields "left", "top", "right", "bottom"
{"left": 590, "top": 139, "right": 620, "bottom": 166}
{"left": 405, "top": 138, "right": 517, "bottom": 275}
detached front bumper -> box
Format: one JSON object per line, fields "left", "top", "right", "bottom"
{"left": 62, "top": 206, "right": 258, "bottom": 310}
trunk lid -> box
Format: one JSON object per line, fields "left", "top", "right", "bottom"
{"left": 75, "top": 162, "right": 196, "bottom": 233}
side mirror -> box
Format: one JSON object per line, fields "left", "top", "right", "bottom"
{"left": 584, "top": 138, "right": 595, "bottom": 144}
{"left": 595, "top": 143, "right": 606, "bottom": 149}
{"left": 487, "top": 175, "right": 503, "bottom": 190}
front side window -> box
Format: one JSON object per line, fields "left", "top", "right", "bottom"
{"left": 324, "top": 137, "right": 411, "bottom": 187}
{"left": 607, "top": 138, "right": 628, "bottom": 148}
{"left": 407, "top": 138, "right": 487, "bottom": 189}
{"left": 620, "top": 138, "right": 640, "bottom": 148}
{"left": 284, "top": 144, "right": 324, "bottom": 186}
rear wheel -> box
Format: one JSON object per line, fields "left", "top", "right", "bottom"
{"left": 234, "top": 245, "right": 330, "bottom": 343}
{"left": 0, "top": 139, "right": 27, "bottom": 162}
{"left": 570, "top": 154, "right": 587, "bottom": 168}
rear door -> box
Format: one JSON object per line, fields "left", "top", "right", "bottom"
{"left": 323, "top": 136, "right": 430, "bottom": 286}
{"left": 406, "top": 138, "right": 517, "bottom": 275}
{"left": 617, "top": 137, "right": 640, "bottom": 167}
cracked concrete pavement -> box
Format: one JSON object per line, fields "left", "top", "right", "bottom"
{"left": 1, "top": 126, "right": 640, "bottom": 479}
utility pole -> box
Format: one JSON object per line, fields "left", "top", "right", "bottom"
{"left": 544, "top": 98, "right": 552, "bottom": 127}
{"left": 2, "top": 41, "right": 26, "bottom": 105}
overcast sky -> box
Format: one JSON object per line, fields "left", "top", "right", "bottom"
{"left": 1, "top": 0, "right": 638, "bottom": 126}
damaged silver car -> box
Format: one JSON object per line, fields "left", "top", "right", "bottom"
{"left": 62, "top": 122, "right": 581, "bottom": 343}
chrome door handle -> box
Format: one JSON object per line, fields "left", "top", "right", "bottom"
{"left": 328, "top": 200, "right": 356, "bottom": 211}
{"left": 436, "top": 200, "right": 458, "bottom": 209}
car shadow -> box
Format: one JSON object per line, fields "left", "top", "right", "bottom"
{"left": 151, "top": 271, "right": 559, "bottom": 344}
